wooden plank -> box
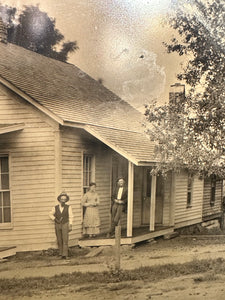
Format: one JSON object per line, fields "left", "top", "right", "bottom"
{"left": 78, "top": 227, "right": 174, "bottom": 247}
{"left": 132, "top": 227, "right": 174, "bottom": 244}
{"left": 174, "top": 217, "right": 202, "bottom": 228}
{"left": 0, "top": 246, "right": 16, "bottom": 259}
{"left": 85, "top": 247, "right": 103, "bottom": 257}
{"left": 150, "top": 174, "right": 156, "bottom": 231}
{"left": 127, "top": 161, "right": 134, "bottom": 237}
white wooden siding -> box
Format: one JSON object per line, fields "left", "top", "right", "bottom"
{"left": 0, "top": 84, "right": 58, "bottom": 251}
{"left": 133, "top": 166, "right": 143, "bottom": 227}
{"left": 174, "top": 170, "right": 203, "bottom": 227}
{"left": 61, "top": 128, "right": 112, "bottom": 241}
{"left": 162, "top": 172, "right": 172, "bottom": 225}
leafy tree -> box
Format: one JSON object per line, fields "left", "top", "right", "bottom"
{"left": 145, "top": 0, "right": 225, "bottom": 177}
{"left": 0, "top": 4, "right": 78, "bottom": 62}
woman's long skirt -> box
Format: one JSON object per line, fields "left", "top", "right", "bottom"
{"left": 83, "top": 206, "right": 100, "bottom": 235}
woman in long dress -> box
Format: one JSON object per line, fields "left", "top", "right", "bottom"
{"left": 82, "top": 182, "right": 100, "bottom": 238}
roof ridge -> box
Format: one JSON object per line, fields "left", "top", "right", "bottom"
{"left": 0, "top": 42, "right": 144, "bottom": 131}
{"left": 4, "top": 42, "right": 141, "bottom": 113}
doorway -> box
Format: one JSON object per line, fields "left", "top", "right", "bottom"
{"left": 142, "top": 168, "right": 164, "bottom": 225}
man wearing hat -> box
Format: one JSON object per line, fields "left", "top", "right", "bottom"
{"left": 49, "top": 192, "right": 73, "bottom": 259}
{"left": 108, "top": 177, "right": 127, "bottom": 237}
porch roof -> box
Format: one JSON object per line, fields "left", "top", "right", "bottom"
{"left": 0, "top": 123, "right": 25, "bottom": 134}
{"left": 84, "top": 125, "right": 156, "bottom": 165}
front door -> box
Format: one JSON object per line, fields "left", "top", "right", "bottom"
{"left": 142, "top": 168, "right": 164, "bottom": 225}
{"left": 142, "top": 168, "right": 151, "bottom": 224}
{"left": 155, "top": 175, "right": 164, "bottom": 224}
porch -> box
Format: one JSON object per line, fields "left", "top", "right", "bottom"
{"left": 77, "top": 126, "right": 175, "bottom": 248}
{"left": 78, "top": 225, "right": 174, "bottom": 247}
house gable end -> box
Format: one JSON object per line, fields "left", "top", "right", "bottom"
{"left": 0, "top": 82, "right": 60, "bottom": 130}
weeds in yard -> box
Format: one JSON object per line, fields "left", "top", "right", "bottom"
{"left": 173, "top": 286, "right": 186, "bottom": 291}
{"left": 1, "top": 257, "right": 225, "bottom": 297}
{"left": 194, "top": 272, "right": 220, "bottom": 283}
{"left": 108, "top": 283, "right": 134, "bottom": 291}
{"left": 75, "top": 284, "right": 99, "bottom": 292}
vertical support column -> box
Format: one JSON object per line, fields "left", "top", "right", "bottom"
{"left": 169, "top": 172, "right": 176, "bottom": 226}
{"left": 127, "top": 161, "right": 134, "bottom": 237}
{"left": 150, "top": 174, "right": 156, "bottom": 231}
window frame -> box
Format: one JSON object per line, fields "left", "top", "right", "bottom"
{"left": 82, "top": 153, "right": 95, "bottom": 194}
{"left": 0, "top": 153, "right": 12, "bottom": 229}
{"left": 187, "top": 172, "right": 194, "bottom": 208}
{"left": 210, "top": 175, "right": 217, "bottom": 206}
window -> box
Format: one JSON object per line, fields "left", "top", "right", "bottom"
{"left": 210, "top": 175, "right": 217, "bottom": 206}
{"left": 187, "top": 173, "right": 193, "bottom": 208}
{"left": 0, "top": 156, "right": 11, "bottom": 224}
{"left": 83, "top": 154, "right": 94, "bottom": 193}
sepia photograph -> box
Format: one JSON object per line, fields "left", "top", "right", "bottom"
{"left": 0, "top": 0, "right": 225, "bottom": 299}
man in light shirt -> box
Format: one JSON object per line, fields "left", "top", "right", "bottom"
{"left": 49, "top": 192, "right": 73, "bottom": 259}
{"left": 108, "top": 177, "right": 127, "bottom": 237}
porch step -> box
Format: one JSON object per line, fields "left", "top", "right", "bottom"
{"left": 0, "top": 246, "right": 16, "bottom": 259}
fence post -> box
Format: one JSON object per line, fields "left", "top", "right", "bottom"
{"left": 115, "top": 225, "right": 121, "bottom": 270}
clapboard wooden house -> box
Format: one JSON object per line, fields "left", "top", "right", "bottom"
{"left": 0, "top": 19, "right": 222, "bottom": 253}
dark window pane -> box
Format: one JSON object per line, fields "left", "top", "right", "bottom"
{"left": 1, "top": 157, "right": 8, "bottom": 173}
{"left": 0, "top": 194, "right": 2, "bottom": 206}
{"left": 88, "top": 172, "right": 91, "bottom": 185}
{"left": 1, "top": 174, "right": 9, "bottom": 189}
{"left": 3, "top": 207, "right": 11, "bottom": 222}
{"left": 187, "top": 192, "right": 191, "bottom": 206}
{"left": 83, "top": 155, "right": 93, "bottom": 187}
{"left": 0, "top": 210, "right": 2, "bottom": 223}
{"left": 211, "top": 187, "right": 216, "bottom": 203}
{"left": 3, "top": 192, "right": 10, "bottom": 206}
{"left": 88, "top": 157, "right": 91, "bottom": 171}
{"left": 146, "top": 170, "right": 151, "bottom": 197}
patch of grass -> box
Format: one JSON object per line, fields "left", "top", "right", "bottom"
{"left": 75, "top": 284, "right": 99, "bottom": 292}
{"left": 108, "top": 283, "right": 134, "bottom": 291}
{"left": 0, "top": 267, "right": 9, "bottom": 273}
{"left": 10, "top": 247, "right": 89, "bottom": 262}
{"left": 173, "top": 286, "right": 186, "bottom": 291}
{"left": 194, "top": 272, "right": 220, "bottom": 283}
{"left": 150, "top": 255, "right": 169, "bottom": 259}
{"left": 1, "top": 257, "right": 225, "bottom": 297}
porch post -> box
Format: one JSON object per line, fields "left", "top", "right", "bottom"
{"left": 127, "top": 161, "right": 134, "bottom": 237}
{"left": 169, "top": 172, "right": 176, "bottom": 226}
{"left": 150, "top": 174, "right": 156, "bottom": 231}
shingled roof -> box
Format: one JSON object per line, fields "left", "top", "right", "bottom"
{"left": 0, "top": 41, "right": 156, "bottom": 164}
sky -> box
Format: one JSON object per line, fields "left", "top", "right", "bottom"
{"left": 1, "top": 0, "right": 187, "bottom": 110}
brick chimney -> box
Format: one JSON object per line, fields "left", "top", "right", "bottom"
{"left": 169, "top": 83, "right": 185, "bottom": 105}
{"left": 0, "top": 17, "right": 7, "bottom": 44}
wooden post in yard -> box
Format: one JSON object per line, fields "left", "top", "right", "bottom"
{"left": 115, "top": 225, "right": 121, "bottom": 270}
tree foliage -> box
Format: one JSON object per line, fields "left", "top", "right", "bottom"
{"left": 145, "top": 0, "right": 225, "bottom": 177}
{"left": 0, "top": 4, "right": 78, "bottom": 62}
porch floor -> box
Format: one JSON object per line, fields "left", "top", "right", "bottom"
{"left": 0, "top": 246, "right": 16, "bottom": 259}
{"left": 78, "top": 225, "right": 174, "bottom": 247}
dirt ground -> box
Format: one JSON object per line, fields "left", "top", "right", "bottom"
{"left": 1, "top": 235, "right": 225, "bottom": 299}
